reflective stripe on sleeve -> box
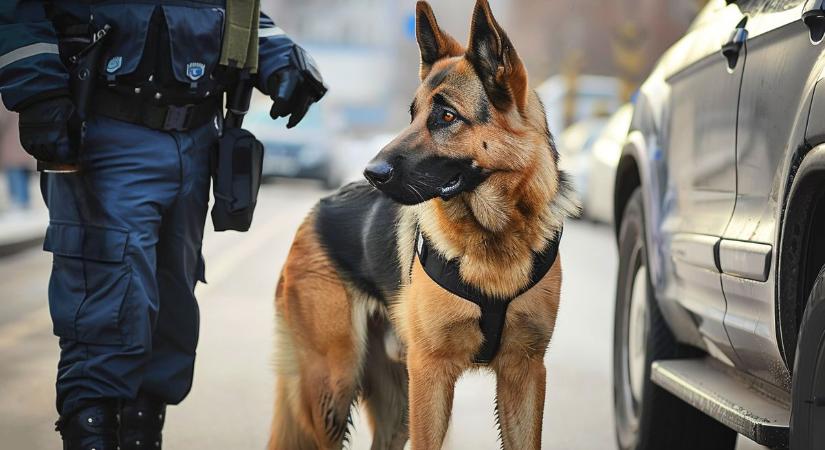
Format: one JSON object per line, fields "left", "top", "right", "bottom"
{"left": 258, "top": 26, "right": 286, "bottom": 38}
{"left": 0, "top": 43, "right": 60, "bottom": 70}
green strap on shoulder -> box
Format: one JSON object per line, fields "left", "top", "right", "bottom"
{"left": 220, "top": 0, "right": 260, "bottom": 73}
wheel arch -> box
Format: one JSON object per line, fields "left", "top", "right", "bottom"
{"left": 614, "top": 152, "right": 642, "bottom": 241}
{"left": 778, "top": 144, "right": 825, "bottom": 368}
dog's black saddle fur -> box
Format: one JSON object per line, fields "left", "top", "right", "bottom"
{"left": 315, "top": 181, "right": 562, "bottom": 364}
{"left": 315, "top": 181, "right": 403, "bottom": 305}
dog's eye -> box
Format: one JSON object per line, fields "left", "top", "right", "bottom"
{"left": 428, "top": 106, "right": 461, "bottom": 129}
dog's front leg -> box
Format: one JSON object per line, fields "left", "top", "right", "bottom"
{"left": 407, "top": 351, "right": 461, "bottom": 450}
{"left": 494, "top": 357, "right": 547, "bottom": 450}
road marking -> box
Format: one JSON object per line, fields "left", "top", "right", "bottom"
{"left": 196, "top": 212, "right": 295, "bottom": 298}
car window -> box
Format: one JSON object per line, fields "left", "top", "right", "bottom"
{"left": 762, "top": 0, "right": 805, "bottom": 12}
{"left": 736, "top": 0, "right": 804, "bottom": 14}
{"left": 736, "top": 0, "right": 768, "bottom": 14}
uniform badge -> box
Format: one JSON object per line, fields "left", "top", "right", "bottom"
{"left": 106, "top": 56, "right": 123, "bottom": 73}
{"left": 186, "top": 62, "right": 206, "bottom": 81}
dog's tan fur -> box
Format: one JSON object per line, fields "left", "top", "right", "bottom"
{"left": 268, "top": 1, "right": 575, "bottom": 449}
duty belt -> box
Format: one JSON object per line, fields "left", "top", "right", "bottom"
{"left": 415, "top": 227, "right": 562, "bottom": 364}
{"left": 92, "top": 91, "right": 222, "bottom": 132}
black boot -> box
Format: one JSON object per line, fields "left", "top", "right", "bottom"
{"left": 119, "top": 392, "right": 166, "bottom": 449}
{"left": 56, "top": 401, "right": 119, "bottom": 450}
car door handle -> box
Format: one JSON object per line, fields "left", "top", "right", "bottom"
{"left": 803, "top": 1, "right": 825, "bottom": 44}
{"left": 721, "top": 26, "right": 748, "bottom": 71}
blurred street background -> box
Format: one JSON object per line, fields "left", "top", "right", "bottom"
{"left": 0, "top": 0, "right": 769, "bottom": 448}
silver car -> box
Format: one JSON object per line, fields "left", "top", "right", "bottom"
{"left": 613, "top": 1, "right": 825, "bottom": 449}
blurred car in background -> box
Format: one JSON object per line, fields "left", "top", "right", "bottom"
{"left": 334, "top": 133, "right": 395, "bottom": 186}
{"left": 556, "top": 116, "right": 608, "bottom": 215}
{"left": 244, "top": 103, "right": 343, "bottom": 189}
{"left": 583, "top": 103, "right": 633, "bottom": 224}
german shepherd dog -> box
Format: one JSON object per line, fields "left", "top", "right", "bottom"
{"left": 268, "top": 1, "right": 575, "bottom": 449}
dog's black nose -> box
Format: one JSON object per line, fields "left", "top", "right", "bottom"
{"left": 364, "top": 161, "right": 394, "bottom": 185}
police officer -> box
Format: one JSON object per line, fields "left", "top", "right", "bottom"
{"left": 0, "top": 1, "right": 325, "bottom": 449}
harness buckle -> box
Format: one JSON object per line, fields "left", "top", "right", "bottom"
{"left": 163, "top": 104, "right": 193, "bottom": 131}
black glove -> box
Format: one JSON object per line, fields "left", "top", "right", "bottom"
{"left": 18, "top": 97, "right": 80, "bottom": 164}
{"left": 268, "top": 45, "right": 328, "bottom": 129}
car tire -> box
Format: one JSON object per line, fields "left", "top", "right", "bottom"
{"left": 612, "top": 188, "right": 736, "bottom": 450}
{"left": 790, "top": 266, "right": 825, "bottom": 450}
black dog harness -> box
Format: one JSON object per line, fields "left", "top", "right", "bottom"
{"left": 415, "top": 228, "right": 562, "bottom": 364}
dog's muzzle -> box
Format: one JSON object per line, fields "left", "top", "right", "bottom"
{"left": 364, "top": 155, "right": 487, "bottom": 205}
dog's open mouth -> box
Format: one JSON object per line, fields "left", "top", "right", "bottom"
{"left": 439, "top": 174, "right": 463, "bottom": 199}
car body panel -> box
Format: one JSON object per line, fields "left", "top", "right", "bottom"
{"left": 721, "top": 3, "right": 817, "bottom": 389}
{"left": 655, "top": 0, "right": 747, "bottom": 365}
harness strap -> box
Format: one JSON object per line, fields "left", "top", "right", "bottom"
{"left": 416, "top": 227, "right": 562, "bottom": 364}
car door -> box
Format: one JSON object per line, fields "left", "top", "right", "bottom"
{"left": 660, "top": 2, "right": 747, "bottom": 365}
{"left": 722, "top": 0, "right": 813, "bottom": 388}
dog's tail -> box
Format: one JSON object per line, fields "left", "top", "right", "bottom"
{"left": 267, "top": 222, "right": 366, "bottom": 449}
{"left": 267, "top": 372, "right": 315, "bottom": 450}
{"left": 267, "top": 279, "right": 316, "bottom": 450}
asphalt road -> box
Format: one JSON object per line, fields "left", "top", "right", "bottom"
{"left": 0, "top": 180, "right": 766, "bottom": 449}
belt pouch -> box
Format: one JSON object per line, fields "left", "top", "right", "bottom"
{"left": 210, "top": 127, "right": 264, "bottom": 232}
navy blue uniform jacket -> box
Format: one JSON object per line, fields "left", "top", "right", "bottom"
{"left": 0, "top": 0, "right": 297, "bottom": 111}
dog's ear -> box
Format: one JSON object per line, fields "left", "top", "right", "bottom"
{"left": 416, "top": 1, "right": 463, "bottom": 80}
{"left": 466, "top": 0, "right": 528, "bottom": 112}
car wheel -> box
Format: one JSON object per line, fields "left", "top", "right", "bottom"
{"left": 790, "top": 266, "right": 825, "bottom": 450}
{"left": 613, "top": 188, "right": 736, "bottom": 450}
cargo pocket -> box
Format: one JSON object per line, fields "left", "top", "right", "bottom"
{"left": 44, "top": 222, "right": 132, "bottom": 345}
{"left": 91, "top": 4, "right": 156, "bottom": 81}
{"left": 162, "top": 5, "right": 224, "bottom": 87}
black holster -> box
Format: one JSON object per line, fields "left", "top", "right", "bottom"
{"left": 211, "top": 127, "right": 264, "bottom": 232}
{"left": 210, "top": 73, "right": 263, "bottom": 232}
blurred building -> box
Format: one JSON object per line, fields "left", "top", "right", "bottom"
{"left": 261, "top": 0, "right": 705, "bottom": 130}
{"left": 262, "top": 0, "right": 395, "bottom": 47}
{"left": 509, "top": 0, "right": 705, "bottom": 98}
{"left": 261, "top": 0, "right": 516, "bottom": 130}
{"left": 261, "top": 0, "right": 402, "bottom": 132}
